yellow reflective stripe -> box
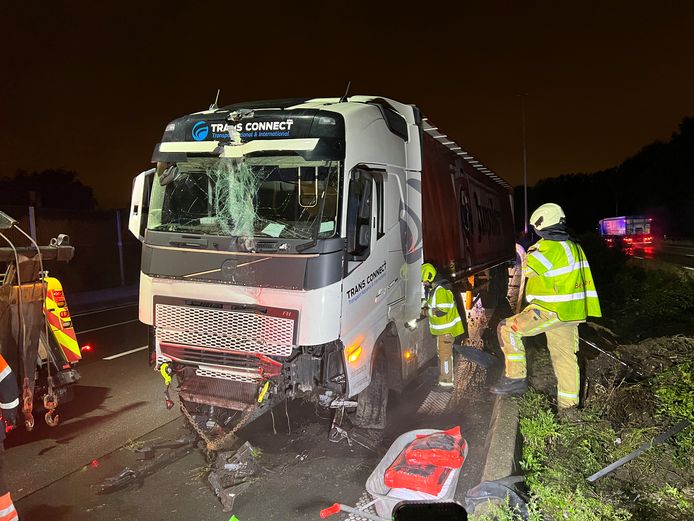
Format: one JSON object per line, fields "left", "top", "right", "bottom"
{"left": 530, "top": 251, "right": 553, "bottom": 270}
{"left": 544, "top": 261, "right": 590, "bottom": 277}
{"left": 430, "top": 316, "right": 462, "bottom": 329}
{"left": 527, "top": 290, "right": 599, "bottom": 302}
{"left": 559, "top": 241, "right": 575, "bottom": 265}
{"left": 54, "top": 329, "right": 80, "bottom": 356}
{"left": 431, "top": 286, "right": 444, "bottom": 307}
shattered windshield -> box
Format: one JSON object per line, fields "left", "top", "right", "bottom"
{"left": 147, "top": 157, "right": 341, "bottom": 240}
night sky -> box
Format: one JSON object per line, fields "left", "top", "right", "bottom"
{"left": 2, "top": 2, "right": 693, "bottom": 208}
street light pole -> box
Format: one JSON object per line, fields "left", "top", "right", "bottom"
{"left": 518, "top": 93, "right": 529, "bottom": 234}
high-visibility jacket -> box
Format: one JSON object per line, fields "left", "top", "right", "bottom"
{"left": 0, "top": 355, "right": 19, "bottom": 442}
{"left": 426, "top": 281, "right": 464, "bottom": 337}
{"left": 524, "top": 239, "right": 602, "bottom": 321}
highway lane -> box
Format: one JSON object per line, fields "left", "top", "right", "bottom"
{"left": 4, "top": 307, "right": 175, "bottom": 501}
{"left": 655, "top": 242, "right": 694, "bottom": 270}
{"left": 72, "top": 305, "right": 148, "bottom": 363}
{"left": 630, "top": 241, "right": 694, "bottom": 272}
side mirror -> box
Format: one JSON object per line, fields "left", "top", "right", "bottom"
{"left": 358, "top": 223, "right": 370, "bottom": 248}
{"left": 128, "top": 168, "right": 155, "bottom": 241}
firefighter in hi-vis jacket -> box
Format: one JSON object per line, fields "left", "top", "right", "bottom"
{"left": 490, "top": 203, "right": 601, "bottom": 416}
{"left": 421, "top": 263, "right": 464, "bottom": 389}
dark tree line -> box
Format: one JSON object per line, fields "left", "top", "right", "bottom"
{"left": 0, "top": 169, "right": 97, "bottom": 210}
{"left": 516, "top": 117, "right": 694, "bottom": 237}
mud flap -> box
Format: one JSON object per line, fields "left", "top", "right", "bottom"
{"left": 351, "top": 355, "right": 388, "bottom": 430}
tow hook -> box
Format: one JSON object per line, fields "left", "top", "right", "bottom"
{"left": 160, "top": 363, "right": 175, "bottom": 410}
{"left": 44, "top": 376, "right": 60, "bottom": 427}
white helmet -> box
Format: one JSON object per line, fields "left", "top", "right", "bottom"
{"left": 530, "top": 203, "right": 566, "bottom": 231}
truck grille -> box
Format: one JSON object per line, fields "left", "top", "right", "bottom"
{"left": 155, "top": 303, "right": 295, "bottom": 357}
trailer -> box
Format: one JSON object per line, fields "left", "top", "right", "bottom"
{"left": 599, "top": 215, "right": 654, "bottom": 255}
{"left": 128, "top": 96, "right": 515, "bottom": 440}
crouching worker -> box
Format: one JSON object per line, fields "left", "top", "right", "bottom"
{"left": 421, "top": 263, "right": 464, "bottom": 389}
{"left": 0, "top": 354, "right": 19, "bottom": 521}
{"left": 490, "top": 203, "right": 601, "bottom": 414}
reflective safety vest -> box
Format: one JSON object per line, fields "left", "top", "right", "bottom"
{"left": 524, "top": 239, "right": 602, "bottom": 321}
{"left": 426, "top": 282, "right": 465, "bottom": 337}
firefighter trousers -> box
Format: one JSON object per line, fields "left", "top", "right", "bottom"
{"left": 436, "top": 334, "right": 455, "bottom": 385}
{"left": 497, "top": 305, "right": 582, "bottom": 408}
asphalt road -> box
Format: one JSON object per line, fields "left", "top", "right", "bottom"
{"left": 650, "top": 241, "right": 694, "bottom": 271}
{"left": 8, "top": 301, "right": 499, "bottom": 521}
{"left": 4, "top": 304, "right": 175, "bottom": 501}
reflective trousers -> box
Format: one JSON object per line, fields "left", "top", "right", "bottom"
{"left": 436, "top": 334, "right": 455, "bottom": 385}
{"left": 498, "top": 305, "right": 582, "bottom": 408}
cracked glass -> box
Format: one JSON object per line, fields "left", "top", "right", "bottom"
{"left": 147, "top": 157, "right": 341, "bottom": 241}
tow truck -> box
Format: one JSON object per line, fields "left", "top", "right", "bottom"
{"left": 0, "top": 210, "right": 81, "bottom": 430}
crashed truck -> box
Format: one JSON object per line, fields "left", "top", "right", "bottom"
{"left": 128, "top": 96, "right": 515, "bottom": 438}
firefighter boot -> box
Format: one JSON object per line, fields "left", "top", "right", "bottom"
{"left": 490, "top": 376, "right": 528, "bottom": 396}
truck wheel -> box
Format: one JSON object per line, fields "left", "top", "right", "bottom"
{"left": 479, "top": 265, "right": 509, "bottom": 310}
{"left": 350, "top": 354, "right": 388, "bottom": 430}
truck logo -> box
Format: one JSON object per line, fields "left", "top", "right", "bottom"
{"left": 192, "top": 121, "right": 209, "bottom": 141}
{"left": 345, "top": 261, "right": 387, "bottom": 303}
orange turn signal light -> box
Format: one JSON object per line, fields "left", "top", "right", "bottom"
{"left": 346, "top": 344, "right": 363, "bottom": 364}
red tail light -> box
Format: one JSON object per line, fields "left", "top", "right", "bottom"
{"left": 81, "top": 344, "right": 93, "bottom": 353}
{"left": 60, "top": 310, "right": 70, "bottom": 318}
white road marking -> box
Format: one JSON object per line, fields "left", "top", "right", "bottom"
{"left": 103, "top": 345, "right": 148, "bottom": 360}
{"left": 76, "top": 319, "right": 140, "bottom": 334}
{"left": 683, "top": 266, "right": 694, "bottom": 271}
{"left": 72, "top": 303, "right": 137, "bottom": 317}
{"left": 633, "top": 256, "right": 644, "bottom": 260}
{"left": 686, "top": 254, "right": 694, "bottom": 257}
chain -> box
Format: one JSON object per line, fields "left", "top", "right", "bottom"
{"left": 179, "top": 398, "right": 257, "bottom": 453}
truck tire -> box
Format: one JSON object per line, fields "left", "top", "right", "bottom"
{"left": 350, "top": 353, "right": 388, "bottom": 430}
{"left": 479, "top": 265, "right": 509, "bottom": 310}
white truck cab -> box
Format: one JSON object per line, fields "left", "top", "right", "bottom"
{"left": 130, "top": 96, "right": 515, "bottom": 431}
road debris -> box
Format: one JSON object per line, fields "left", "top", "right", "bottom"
{"left": 208, "top": 441, "right": 260, "bottom": 512}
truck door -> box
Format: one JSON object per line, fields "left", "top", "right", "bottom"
{"left": 340, "top": 168, "right": 388, "bottom": 397}
{"left": 128, "top": 168, "right": 155, "bottom": 240}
